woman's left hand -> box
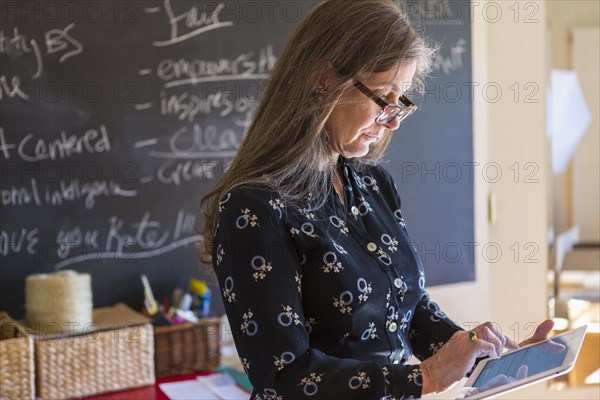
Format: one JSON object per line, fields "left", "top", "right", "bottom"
{"left": 519, "top": 319, "right": 554, "bottom": 347}
{"left": 519, "top": 319, "right": 566, "bottom": 353}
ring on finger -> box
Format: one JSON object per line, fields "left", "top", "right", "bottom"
{"left": 469, "top": 331, "right": 478, "bottom": 342}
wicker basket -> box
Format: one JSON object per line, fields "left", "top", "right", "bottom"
{"left": 31, "top": 303, "right": 155, "bottom": 399}
{"left": 154, "top": 317, "right": 221, "bottom": 377}
{"left": 0, "top": 312, "right": 35, "bottom": 400}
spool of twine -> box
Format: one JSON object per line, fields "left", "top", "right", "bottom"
{"left": 25, "top": 270, "right": 93, "bottom": 335}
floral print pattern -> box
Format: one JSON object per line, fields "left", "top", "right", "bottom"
{"left": 214, "top": 158, "right": 463, "bottom": 399}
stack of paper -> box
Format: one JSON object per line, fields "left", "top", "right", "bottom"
{"left": 159, "top": 374, "right": 250, "bottom": 400}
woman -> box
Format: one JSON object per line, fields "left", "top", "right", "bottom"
{"left": 200, "top": 0, "right": 553, "bottom": 398}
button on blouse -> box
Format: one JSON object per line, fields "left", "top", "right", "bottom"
{"left": 213, "top": 158, "right": 462, "bottom": 399}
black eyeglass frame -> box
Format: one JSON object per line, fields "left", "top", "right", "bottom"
{"left": 353, "top": 80, "right": 417, "bottom": 126}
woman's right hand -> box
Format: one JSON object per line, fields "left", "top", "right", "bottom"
{"left": 420, "top": 330, "right": 500, "bottom": 395}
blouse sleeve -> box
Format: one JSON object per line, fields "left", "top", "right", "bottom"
{"left": 376, "top": 166, "right": 464, "bottom": 361}
{"left": 408, "top": 291, "right": 463, "bottom": 361}
{"left": 213, "top": 188, "right": 424, "bottom": 399}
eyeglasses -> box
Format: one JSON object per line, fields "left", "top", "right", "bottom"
{"left": 353, "top": 80, "right": 417, "bottom": 126}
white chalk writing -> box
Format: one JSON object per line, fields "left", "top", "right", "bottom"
{"left": 0, "top": 125, "right": 111, "bottom": 162}
{"left": 147, "top": 123, "right": 242, "bottom": 160}
{"left": 1, "top": 178, "right": 137, "bottom": 209}
{"left": 0, "top": 228, "right": 39, "bottom": 256}
{"left": 157, "top": 45, "right": 275, "bottom": 88}
{"left": 433, "top": 38, "right": 467, "bottom": 76}
{"left": 50, "top": 211, "right": 201, "bottom": 269}
{"left": 153, "top": 1, "right": 234, "bottom": 47}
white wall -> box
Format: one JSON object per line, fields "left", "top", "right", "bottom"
{"left": 485, "top": 2, "right": 554, "bottom": 398}
{"left": 487, "top": 0, "right": 548, "bottom": 338}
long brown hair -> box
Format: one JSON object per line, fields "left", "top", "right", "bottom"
{"left": 199, "top": 0, "right": 434, "bottom": 264}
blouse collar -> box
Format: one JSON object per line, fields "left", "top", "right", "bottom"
{"left": 338, "top": 156, "right": 371, "bottom": 197}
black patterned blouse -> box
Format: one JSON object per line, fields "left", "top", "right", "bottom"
{"left": 213, "top": 157, "right": 463, "bottom": 400}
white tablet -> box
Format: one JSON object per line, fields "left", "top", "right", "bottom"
{"left": 456, "top": 325, "right": 587, "bottom": 400}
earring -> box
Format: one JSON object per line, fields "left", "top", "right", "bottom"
{"left": 313, "top": 87, "right": 327, "bottom": 103}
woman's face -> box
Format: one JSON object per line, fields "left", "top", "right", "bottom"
{"left": 325, "top": 62, "right": 417, "bottom": 159}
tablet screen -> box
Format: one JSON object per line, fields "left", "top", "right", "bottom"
{"left": 459, "top": 326, "right": 586, "bottom": 399}
{"left": 471, "top": 337, "right": 567, "bottom": 390}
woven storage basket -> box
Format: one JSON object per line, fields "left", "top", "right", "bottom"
{"left": 31, "top": 303, "right": 155, "bottom": 399}
{"left": 0, "top": 312, "right": 35, "bottom": 400}
{"left": 154, "top": 317, "right": 221, "bottom": 377}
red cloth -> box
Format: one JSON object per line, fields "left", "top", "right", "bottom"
{"left": 83, "top": 372, "right": 214, "bottom": 400}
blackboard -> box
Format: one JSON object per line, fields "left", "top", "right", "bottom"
{"left": 0, "top": 0, "right": 473, "bottom": 318}
{"left": 387, "top": 0, "right": 474, "bottom": 286}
